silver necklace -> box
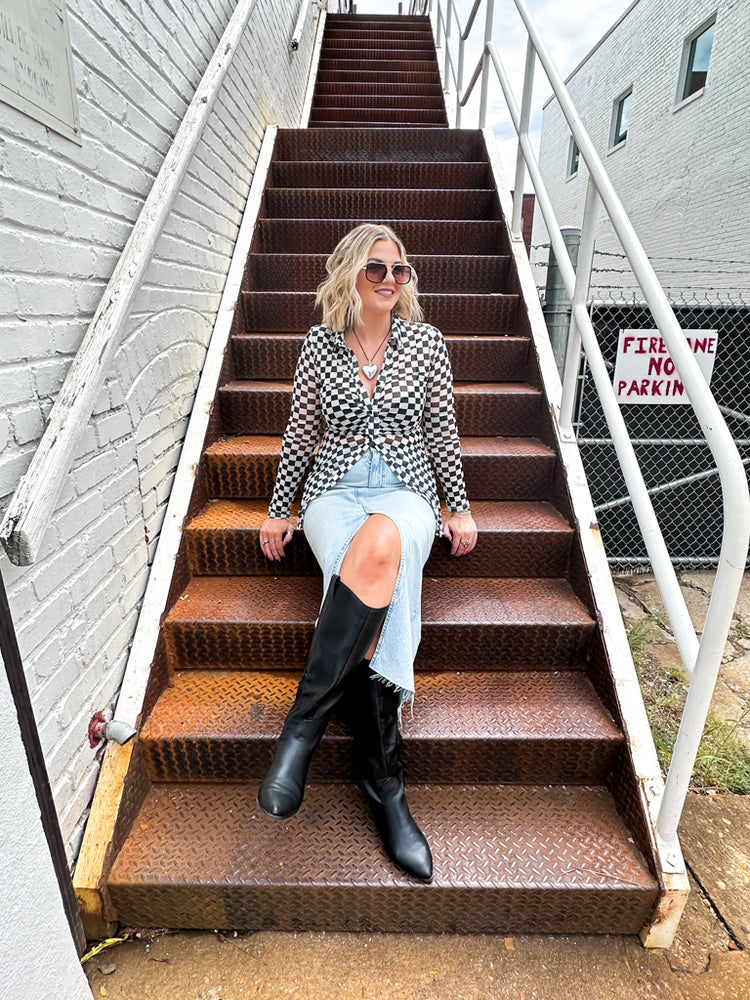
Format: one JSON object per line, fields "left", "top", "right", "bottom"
{"left": 350, "top": 327, "right": 391, "bottom": 380}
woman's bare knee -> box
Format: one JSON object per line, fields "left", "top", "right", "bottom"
{"left": 340, "top": 515, "right": 401, "bottom": 605}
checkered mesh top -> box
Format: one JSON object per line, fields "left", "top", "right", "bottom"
{"left": 268, "top": 316, "right": 470, "bottom": 534}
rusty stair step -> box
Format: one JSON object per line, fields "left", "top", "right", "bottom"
{"left": 313, "top": 81, "right": 444, "bottom": 97}
{"left": 231, "top": 333, "right": 529, "bottom": 382}
{"left": 270, "top": 162, "right": 484, "bottom": 190}
{"left": 315, "top": 69, "right": 442, "bottom": 86}
{"left": 106, "top": 781, "right": 658, "bottom": 933}
{"left": 273, "top": 127, "right": 484, "bottom": 162}
{"left": 256, "top": 219, "right": 505, "bottom": 255}
{"left": 317, "top": 58, "right": 438, "bottom": 75}
{"left": 322, "top": 32, "right": 435, "bottom": 48}
{"left": 311, "top": 95, "right": 446, "bottom": 111}
{"left": 162, "top": 575, "right": 594, "bottom": 671}
{"left": 263, "top": 188, "right": 494, "bottom": 220}
{"left": 241, "top": 292, "right": 519, "bottom": 333}
{"left": 245, "top": 251, "right": 508, "bottom": 292}
{"left": 184, "top": 499, "right": 572, "bottom": 579}
{"left": 218, "top": 380, "right": 542, "bottom": 437}
{"left": 319, "top": 45, "right": 436, "bottom": 60}
{"left": 325, "top": 14, "right": 431, "bottom": 25}
{"left": 307, "top": 121, "right": 448, "bottom": 130}
{"left": 309, "top": 107, "right": 447, "bottom": 125}
{"left": 140, "top": 669, "right": 622, "bottom": 784}
{"left": 203, "top": 435, "right": 556, "bottom": 501}
{"left": 460, "top": 436, "right": 557, "bottom": 499}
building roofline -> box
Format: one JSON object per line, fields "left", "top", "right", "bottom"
{"left": 542, "top": 0, "right": 643, "bottom": 110}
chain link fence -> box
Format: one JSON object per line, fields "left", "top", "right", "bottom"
{"left": 564, "top": 291, "right": 750, "bottom": 570}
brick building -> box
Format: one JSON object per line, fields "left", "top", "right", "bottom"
{"left": 0, "top": 0, "right": 317, "bottom": 990}
{"left": 531, "top": 0, "right": 750, "bottom": 300}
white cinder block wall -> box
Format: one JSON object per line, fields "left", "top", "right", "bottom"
{"left": 530, "top": 0, "right": 749, "bottom": 300}
{"left": 0, "top": 0, "right": 317, "bottom": 858}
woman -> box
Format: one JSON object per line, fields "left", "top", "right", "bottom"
{"left": 257, "top": 223, "right": 477, "bottom": 882}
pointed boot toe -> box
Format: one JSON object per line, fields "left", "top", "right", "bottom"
{"left": 378, "top": 791, "right": 433, "bottom": 882}
{"left": 368, "top": 778, "right": 433, "bottom": 882}
{"left": 257, "top": 736, "right": 312, "bottom": 819}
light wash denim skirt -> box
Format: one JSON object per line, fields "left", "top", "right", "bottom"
{"left": 302, "top": 449, "right": 435, "bottom": 702}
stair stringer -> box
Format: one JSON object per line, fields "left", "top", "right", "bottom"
{"left": 480, "top": 127, "right": 690, "bottom": 947}
{"left": 72, "top": 126, "right": 281, "bottom": 940}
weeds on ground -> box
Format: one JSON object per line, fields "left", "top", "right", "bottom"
{"left": 626, "top": 615, "right": 750, "bottom": 794}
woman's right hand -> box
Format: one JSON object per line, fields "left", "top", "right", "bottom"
{"left": 259, "top": 516, "right": 294, "bottom": 561}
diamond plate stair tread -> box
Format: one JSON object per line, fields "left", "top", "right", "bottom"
{"left": 263, "top": 188, "right": 493, "bottom": 220}
{"left": 270, "top": 164, "right": 486, "bottom": 190}
{"left": 257, "top": 219, "right": 504, "bottom": 254}
{"left": 165, "top": 575, "right": 592, "bottom": 631}
{"left": 309, "top": 110, "right": 448, "bottom": 126}
{"left": 314, "top": 83, "right": 444, "bottom": 97}
{"left": 230, "top": 333, "right": 530, "bottom": 380}
{"left": 107, "top": 782, "right": 657, "bottom": 933}
{"left": 163, "top": 575, "right": 594, "bottom": 670}
{"left": 141, "top": 669, "right": 621, "bottom": 743}
{"left": 218, "top": 380, "right": 542, "bottom": 436}
{"left": 185, "top": 499, "right": 572, "bottom": 578}
{"left": 241, "top": 291, "right": 520, "bottom": 334}
{"left": 204, "top": 435, "right": 555, "bottom": 463}
{"left": 312, "top": 96, "right": 446, "bottom": 111}
{"left": 231, "top": 333, "right": 529, "bottom": 381}
{"left": 164, "top": 576, "right": 593, "bottom": 670}
{"left": 246, "top": 252, "right": 508, "bottom": 291}
{"left": 140, "top": 669, "right": 620, "bottom": 785}
{"left": 274, "top": 128, "right": 487, "bottom": 162}
{"left": 202, "top": 435, "right": 556, "bottom": 502}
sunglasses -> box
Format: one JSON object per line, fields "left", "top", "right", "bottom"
{"left": 362, "top": 262, "right": 413, "bottom": 284}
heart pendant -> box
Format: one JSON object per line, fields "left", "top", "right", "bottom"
{"left": 362, "top": 363, "right": 378, "bottom": 380}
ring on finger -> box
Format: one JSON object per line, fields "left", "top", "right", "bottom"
{"left": 461, "top": 540, "right": 470, "bottom": 548}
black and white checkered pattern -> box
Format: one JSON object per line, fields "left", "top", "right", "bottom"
{"left": 268, "top": 316, "right": 470, "bottom": 534}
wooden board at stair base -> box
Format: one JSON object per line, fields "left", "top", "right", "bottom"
{"left": 106, "top": 782, "right": 658, "bottom": 934}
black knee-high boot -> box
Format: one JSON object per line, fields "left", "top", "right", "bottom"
{"left": 257, "top": 575, "right": 388, "bottom": 819}
{"left": 351, "top": 668, "right": 433, "bottom": 882}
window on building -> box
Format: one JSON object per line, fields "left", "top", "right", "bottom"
{"left": 610, "top": 88, "right": 632, "bottom": 148}
{"left": 567, "top": 138, "right": 580, "bottom": 177}
{"left": 678, "top": 16, "right": 716, "bottom": 102}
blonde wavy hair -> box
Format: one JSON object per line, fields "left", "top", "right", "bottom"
{"left": 315, "top": 223, "right": 422, "bottom": 332}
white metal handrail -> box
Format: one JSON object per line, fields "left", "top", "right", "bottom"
{"left": 429, "top": 0, "right": 750, "bottom": 857}
{"left": 0, "top": 0, "right": 321, "bottom": 567}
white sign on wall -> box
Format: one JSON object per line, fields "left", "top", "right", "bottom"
{"left": 0, "top": 1, "right": 80, "bottom": 143}
{"left": 613, "top": 328, "right": 718, "bottom": 404}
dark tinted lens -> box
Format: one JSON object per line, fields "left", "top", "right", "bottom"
{"left": 364, "top": 262, "right": 388, "bottom": 282}
{"left": 392, "top": 265, "right": 412, "bottom": 284}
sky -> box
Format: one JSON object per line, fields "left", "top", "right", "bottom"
{"left": 344, "top": 0, "right": 638, "bottom": 182}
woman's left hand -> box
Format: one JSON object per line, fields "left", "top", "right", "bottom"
{"left": 443, "top": 511, "right": 478, "bottom": 557}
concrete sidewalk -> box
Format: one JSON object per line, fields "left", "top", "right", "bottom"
{"left": 83, "top": 573, "right": 750, "bottom": 999}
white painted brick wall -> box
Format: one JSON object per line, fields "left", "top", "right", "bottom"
{"left": 531, "top": 0, "right": 749, "bottom": 301}
{"left": 0, "top": 0, "right": 317, "bottom": 859}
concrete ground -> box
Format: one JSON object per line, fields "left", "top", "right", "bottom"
{"left": 83, "top": 573, "right": 750, "bottom": 999}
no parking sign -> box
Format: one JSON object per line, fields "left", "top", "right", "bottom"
{"left": 613, "top": 329, "right": 717, "bottom": 404}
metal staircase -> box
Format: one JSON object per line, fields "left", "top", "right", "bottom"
{"left": 98, "top": 13, "right": 661, "bottom": 935}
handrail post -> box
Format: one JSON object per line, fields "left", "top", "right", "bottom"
{"left": 478, "top": 0, "right": 494, "bottom": 126}
{"left": 443, "top": 1, "right": 452, "bottom": 94}
{"left": 560, "top": 177, "right": 600, "bottom": 430}
{"left": 510, "top": 36, "right": 535, "bottom": 238}
{"left": 456, "top": 13, "right": 465, "bottom": 127}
